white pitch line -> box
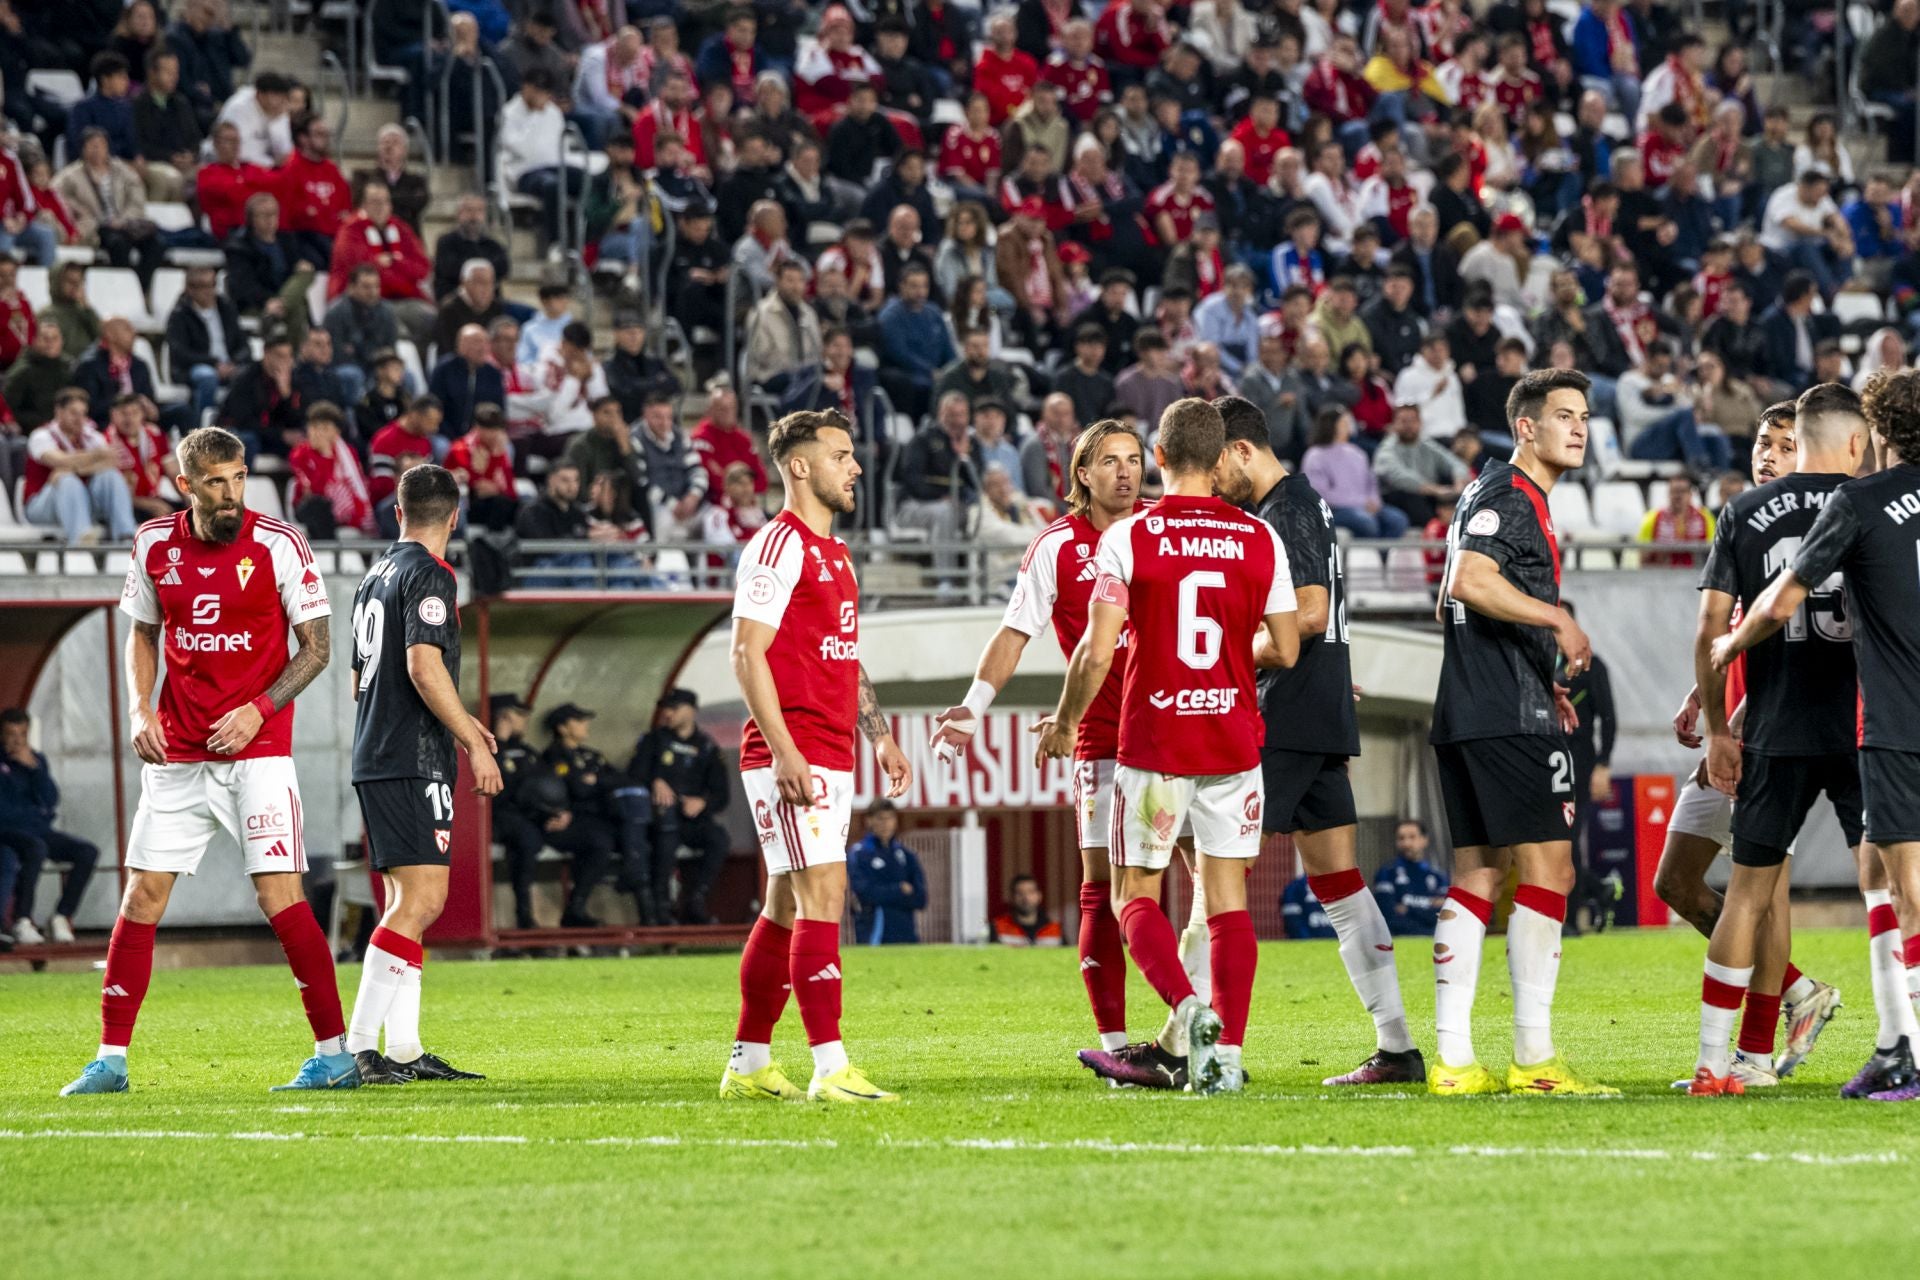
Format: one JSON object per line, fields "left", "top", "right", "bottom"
{"left": 0, "top": 1128, "right": 1903, "bottom": 1165}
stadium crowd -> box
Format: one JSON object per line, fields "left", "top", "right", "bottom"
{"left": 0, "top": 0, "right": 1915, "bottom": 552}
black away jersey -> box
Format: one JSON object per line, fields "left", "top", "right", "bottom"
{"left": 1251, "top": 472, "right": 1360, "bottom": 756}
{"left": 1791, "top": 462, "right": 1920, "bottom": 752}
{"left": 1700, "top": 472, "right": 1856, "bottom": 756}
{"left": 350, "top": 541, "right": 462, "bottom": 783}
{"left": 1432, "top": 459, "right": 1563, "bottom": 744}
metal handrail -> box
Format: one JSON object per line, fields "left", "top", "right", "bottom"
{"left": 404, "top": 114, "right": 434, "bottom": 168}
{"left": 722, "top": 256, "right": 769, "bottom": 399}
{"left": 319, "top": 50, "right": 351, "bottom": 142}
{"left": 648, "top": 199, "right": 676, "bottom": 355}
{"left": 474, "top": 53, "right": 509, "bottom": 212}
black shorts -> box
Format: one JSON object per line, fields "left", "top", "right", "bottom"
{"left": 1731, "top": 750, "right": 1863, "bottom": 867}
{"left": 1260, "top": 750, "right": 1357, "bottom": 834}
{"left": 356, "top": 778, "right": 454, "bottom": 870}
{"left": 1433, "top": 735, "right": 1576, "bottom": 850}
{"left": 1860, "top": 749, "right": 1920, "bottom": 847}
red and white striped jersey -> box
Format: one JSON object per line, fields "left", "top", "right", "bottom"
{"left": 121, "top": 509, "right": 333, "bottom": 763}
{"left": 1002, "top": 511, "right": 1136, "bottom": 760}
{"left": 1094, "top": 495, "right": 1294, "bottom": 776}
{"left": 733, "top": 510, "right": 861, "bottom": 772}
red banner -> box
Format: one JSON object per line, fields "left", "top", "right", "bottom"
{"left": 1633, "top": 773, "right": 1675, "bottom": 928}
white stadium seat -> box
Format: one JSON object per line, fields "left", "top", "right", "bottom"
{"left": 245, "top": 477, "right": 287, "bottom": 522}
{"left": 86, "top": 267, "right": 155, "bottom": 331}
{"left": 25, "top": 69, "right": 84, "bottom": 105}
{"left": 146, "top": 202, "right": 196, "bottom": 233}
{"left": 0, "top": 551, "right": 28, "bottom": 573}
{"left": 1548, "top": 483, "right": 1596, "bottom": 537}
{"left": 149, "top": 267, "right": 187, "bottom": 326}
{"left": 17, "top": 266, "right": 50, "bottom": 311}
{"left": 1591, "top": 480, "right": 1648, "bottom": 537}
{"left": 1830, "top": 292, "right": 1887, "bottom": 326}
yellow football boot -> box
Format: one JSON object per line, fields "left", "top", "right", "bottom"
{"left": 807, "top": 1063, "right": 899, "bottom": 1103}
{"left": 1508, "top": 1057, "right": 1621, "bottom": 1096}
{"left": 1428, "top": 1059, "right": 1504, "bottom": 1096}
{"left": 719, "top": 1062, "right": 805, "bottom": 1101}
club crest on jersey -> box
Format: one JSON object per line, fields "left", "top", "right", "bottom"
{"left": 1563, "top": 800, "right": 1576, "bottom": 828}
{"left": 1467, "top": 509, "right": 1500, "bottom": 537}
{"left": 1145, "top": 515, "right": 1165, "bottom": 535}
{"left": 435, "top": 828, "right": 452, "bottom": 853}
{"left": 167, "top": 546, "right": 181, "bottom": 563}
{"left": 1076, "top": 542, "right": 1090, "bottom": 557}
{"left": 810, "top": 545, "right": 833, "bottom": 581}
{"left": 236, "top": 557, "right": 256, "bottom": 589}
{"left": 198, "top": 566, "right": 215, "bottom": 577}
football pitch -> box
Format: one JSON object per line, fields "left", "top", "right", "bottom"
{"left": 5, "top": 927, "right": 1919, "bottom": 1277}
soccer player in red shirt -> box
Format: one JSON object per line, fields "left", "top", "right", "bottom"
{"left": 1656, "top": 404, "right": 1838, "bottom": 1087}
{"left": 1038, "top": 399, "right": 1300, "bottom": 1094}
{"left": 61, "top": 428, "right": 346, "bottom": 1095}
{"left": 720, "top": 409, "right": 911, "bottom": 1104}
{"left": 932, "top": 421, "right": 1211, "bottom": 1071}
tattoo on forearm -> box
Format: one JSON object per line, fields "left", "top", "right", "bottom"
{"left": 265, "top": 620, "right": 331, "bottom": 709}
{"left": 857, "top": 668, "right": 889, "bottom": 744}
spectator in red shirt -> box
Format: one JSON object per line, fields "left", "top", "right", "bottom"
{"left": 1637, "top": 101, "right": 1691, "bottom": 191}
{"left": 196, "top": 122, "right": 269, "bottom": 241}
{"left": 1041, "top": 19, "right": 1112, "bottom": 124}
{"left": 105, "top": 393, "right": 175, "bottom": 521}
{"left": 327, "top": 180, "right": 435, "bottom": 350}
{"left": 1095, "top": 0, "right": 1172, "bottom": 85}
{"left": 288, "top": 401, "right": 376, "bottom": 537}
{"left": 368, "top": 394, "right": 443, "bottom": 504}
{"left": 794, "top": 5, "right": 883, "bottom": 125}
{"left": 1227, "top": 94, "right": 1290, "bottom": 187}
{"left": 1145, "top": 150, "right": 1214, "bottom": 248}
{"left": 690, "top": 374, "right": 768, "bottom": 495}
{"left": 445, "top": 402, "right": 519, "bottom": 531}
{"left": 0, "top": 253, "right": 34, "bottom": 373}
{"left": 1303, "top": 35, "right": 1377, "bottom": 153}
{"left": 974, "top": 12, "right": 1040, "bottom": 126}
{"left": 937, "top": 91, "right": 1004, "bottom": 206}
{"left": 276, "top": 110, "right": 351, "bottom": 269}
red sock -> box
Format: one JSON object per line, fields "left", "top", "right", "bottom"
{"left": 369, "top": 925, "right": 424, "bottom": 966}
{"left": 1078, "top": 880, "right": 1127, "bottom": 1035}
{"left": 1307, "top": 868, "right": 1367, "bottom": 904}
{"left": 268, "top": 903, "right": 345, "bottom": 1043}
{"left": 1782, "top": 961, "right": 1804, "bottom": 991}
{"left": 735, "top": 915, "right": 793, "bottom": 1043}
{"left": 1445, "top": 887, "right": 1494, "bottom": 926}
{"left": 1206, "top": 909, "right": 1257, "bottom": 1047}
{"left": 788, "top": 919, "right": 843, "bottom": 1047}
{"left": 100, "top": 916, "right": 158, "bottom": 1049}
{"left": 1904, "top": 934, "right": 1920, "bottom": 969}
{"left": 1117, "top": 897, "right": 1195, "bottom": 1009}
{"left": 1738, "top": 990, "right": 1782, "bottom": 1056}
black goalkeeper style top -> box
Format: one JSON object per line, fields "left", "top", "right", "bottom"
{"left": 1249, "top": 471, "right": 1360, "bottom": 757}
{"left": 350, "top": 540, "right": 462, "bottom": 784}
{"left": 1432, "top": 458, "right": 1564, "bottom": 744}
{"left": 1700, "top": 472, "right": 1857, "bottom": 757}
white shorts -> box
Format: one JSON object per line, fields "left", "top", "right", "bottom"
{"left": 1111, "top": 764, "right": 1263, "bottom": 870}
{"left": 743, "top": 766, "right": 854, "bottom": 876}
{"left": 1074, "top": 759, "right": 1117, "bottom": 850}
{"left": 126, "top": 757, "right": 308, "bottom": 877}
{"left": 1667, "top": 770, "right": 1793, "bottom": 857}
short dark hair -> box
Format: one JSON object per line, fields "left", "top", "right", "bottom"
{"left": 306, "top": 401, "right": 347, "bottom": 430}
{"left": 1759, "top": 399, "right": 1796, "bottom": 433}
{"left": 1009, "top": 873, "right": 1039, "bottom": 892}
{"left": 1309, "top": 405, "right": 1346, "bottom": 447}
{"left": 176, "top": 426, "right": 246, "bottom": 477}
{"left": 521, "top": 66, "right": 555, "bottom": 94}
{"left": 290, "top": 109, "right": 322, "bottom": 144}
{"left": 92, "top": 51, "right": 130, "bottom": 80}
{"left": 350, "top": 262, "right": 380, "bottom": 285}
{"left": 397, "top": 463, "right": 461, "bottom": 528}
{"left": 1506, "top": 368, "right": 1592, "bottom": 428}
{"left": 473, "top": 404, "right": 505, "bottom": 430}
{"left": 1132, "top": 329, "right": 1169, "bottom": 356}
{"left": 1155, "top": 398, "right": 1226, "bottom": 475}
{"left": 768, "top": 408, "right": 851, "bottom": 463}
{"left": 112, "top": 392, "right": 146, "bottom": 414}
{"left": 1074, "top": 323, "right": 1106, "bottom": 345}
{"left": 1780, "top": 271, "right": 1818, "bottom": 305}
{"left": 409, "top": 393, "right": 444, "bottom": 416}
{"left": 561, "top": 321, "right": 593, "bottom": 348}
{"left": 1216, "top": 395, "right": 1271, "bottom": 451}
{"left": 1495, "top": 337, "right": 1528, "bottom": 358}
{"left": 538, "top": 282, "right": 572, "bottom": 301}
{"left": 589, "top": 394, "right": 623, "bottom": 415}
{"left": 256, "top": 71, "right": 294, "bottom": 95}
{"left": 1794, "top": 381, "right": 1865, "bottom": 446}
{"left": 1396, "top": 817, "right": 1429, "bottom": 836}
{"left": 0, "top": 708, "right": 27, "bottom": 729}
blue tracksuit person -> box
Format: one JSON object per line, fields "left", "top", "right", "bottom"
{"left": 1280, "top": 875, "right": 1337, "bottom": 940}
{"left": 1374, "top": 819, "right": 1449, "bottom": 935}
{"left": 848, "top": 800, "right": 927, "bottom": 945}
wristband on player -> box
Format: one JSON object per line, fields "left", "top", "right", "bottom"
{"left": 250, "top": 694, "right": 277, "bottom": 720}
{"left": 960, "top": 678, "right": 997, "bottom": 721}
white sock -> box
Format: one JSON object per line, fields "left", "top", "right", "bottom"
{"left": 1318, "top": 879, "right": 1414, "bottom": 1053}
{"left": 1699, "top": 959, "right": 1753, "bottom": 1076}
{"left": 1782, "top": 972, "right": 1817, "bottom": 1005}
{"left": 729, "top": 1040, "right": 771, "bottom": 1074}
{"left": 384, "top": 961, "right": 423, "bottom": 1064}
{"left": 1865, "top": 890, "right": 1912, "bottom": 1049}
{"left": 810, "top": 1039, "right": 848, "bottom": 1076}
{"left": 1508, "top": 897, "right": 1565, "bottom": 1067}
{"left": 96, "top": 1045, "right": 126, "bottom": 1062}
{"left": 1180, "top": 875, "right": 1211, "bottom": 1002}
{"left": 315, "top": 1035, "right": 346, "bottom": 1057}
{"left": 1098, "top": 1031, "right": 1129, "bottom": 1052}
{"left": 346, "top": 943, "right": 412, "bottom": 1054}
{"left": 1217, "top": 1043, "right": 1243, "bottom": 1070}
{"left": 1432, "top": 894, "right": 1487, "bottom": 1067}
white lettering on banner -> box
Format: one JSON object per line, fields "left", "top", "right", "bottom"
{"left": 852, "top": 711, "right": 1075, "bottom": 809}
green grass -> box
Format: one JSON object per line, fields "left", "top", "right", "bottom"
{"left": 5, "top": 927, "right": 1920, "bottom": 1277}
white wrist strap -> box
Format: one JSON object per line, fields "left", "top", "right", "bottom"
{"left": 961, "top": 678, "right": 997, "bottom": 720}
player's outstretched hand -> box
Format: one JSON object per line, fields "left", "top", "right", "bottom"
{"left": 1552, "top": 683, "right": 1579, "bottom": 735}
{"left": 131, "top": 704, "right": 169, "bottom": 765}
{"left": 1706, "top": 734, "right": 1741, "bottom": 797}
{"left": 1030, "top": 715, "right": 1074, "bottom": 765}
{"left": 1708, "top": 634, "right": 1738, "bottom": 673}
{"left": 469, "top": 748, "right": 504, "bottom": 797}
{"left": 1554, "top": 609, "right": 1592, "bottom": 678}
{"left": 1673, "top": 688, "right": 1703, "bottom": 749}
{"left": 206, "top": 702, "right": 265, "bottom": 756}
{"left": 876, "top": 736, "right": 912, "bottom": 798}
{"left": 929, "top": 705, "right": 976, "bottom": 766}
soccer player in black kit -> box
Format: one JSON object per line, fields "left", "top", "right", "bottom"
{"left": 1428, "top": 369, "right": 1616, "bottom": 1097}
{"left": 1687, "top": 384, "right": 1868, "bottom": 1097}
{"left": 1214, "top": 397, "right": 1424, "bottom": 1085}
{"left": 345, "top": 465, "right": 503, "bottom": 1085}
{"left": 1717, "top": 370, "right": 1920, "bottom": 1101}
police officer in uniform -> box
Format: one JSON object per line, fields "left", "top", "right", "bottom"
{"left": 487, "top": 692, "right": 549, "bottom": 930}
{"left": 535, "top": 702, "right": 619, "bottom": 929}
{"left": 626, "top": 689, "right": 732, "bottom": 925}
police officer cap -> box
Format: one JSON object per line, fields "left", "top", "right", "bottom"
{"left": 543, "top": 702, "right": 596, "bottom": 732}
{"left": 657, "top": 688, "right": 699, "bottom": 710}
